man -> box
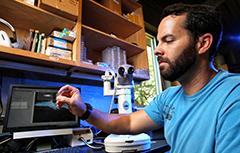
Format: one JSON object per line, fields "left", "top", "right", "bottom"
{"left": 56, "top": 3, "right": 240, "bottom": 153}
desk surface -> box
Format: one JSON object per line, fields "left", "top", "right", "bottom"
{"left": 0, "top": 134, "right": 170, "bottom": 153}
{"left": 65, "top": 139, "right": 169, "bottom": 153}
{"left": 0, "top": 127, "right": 169, "bottom": 153}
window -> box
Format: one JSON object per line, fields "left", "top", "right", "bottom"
{"left": 134, "top": 33, "right": 162, "bottom": 106}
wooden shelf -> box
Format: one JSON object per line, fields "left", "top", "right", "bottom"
{"left": 76, "top": 61, "right": 149, "bottom": 81}
{"left": 0, "top": 0, "right": 75, "bottom": 35}
{"left": 76, "top": 62, "right": 107, "bottom": 74}
{"left": 82, "top": 25, "right": 144, "bottom": 58}
{"left": 83, "top": 0, "right": 142, "bottom": 39}
{"left": 0, "top": 45, "right": 148, "bottom": 81}
{"left": 122, "top": 0, "right": 142, "bottom": 13}
{"left": 0, "top": 45, "right": 76, "bottom": 68}
{"left": 78, "top": 61, "right": 149, "bottom": 81}
{"left": 0, "top": 46, "right": 106, "bottom": 76}
{"left": 0, "top": 0, "right": 149, "bottom": 81}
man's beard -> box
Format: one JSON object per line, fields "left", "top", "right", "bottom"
{"left": 159, "top": 43, "right": 197, "bottom": 82}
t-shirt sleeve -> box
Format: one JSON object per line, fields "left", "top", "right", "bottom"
{"left": 216, "top": 87, "right": 240, "bottom": 153}
{"left": 144, "top": 93, "right": 165, "bottom": 126}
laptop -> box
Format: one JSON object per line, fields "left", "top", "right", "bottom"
{"left": 3, "top": 84, "right": 79, "bottom": 139}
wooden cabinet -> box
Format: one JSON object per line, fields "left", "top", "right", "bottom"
{"left": 0, "top": 0, "right": 149, "bottom": 81}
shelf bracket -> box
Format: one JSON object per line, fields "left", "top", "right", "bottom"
{"left": 66, "top": 67, "right": 78, "bottom": 77}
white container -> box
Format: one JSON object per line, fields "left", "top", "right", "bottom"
{"left": 104, "top": 133, "right": 151, "bottom": 152}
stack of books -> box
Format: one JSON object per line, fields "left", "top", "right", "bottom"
{"left": 26, "top": 28, "right": 76, "bottom": 60}
{"left": 45, "top": 29, "right": 76, "bottom": 60}
{"left": 27, "top": 29, "right": 46, "bottom": 54}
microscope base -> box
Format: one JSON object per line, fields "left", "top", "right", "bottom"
{"left": 104, "top": 133, "right": 151, "bottom": 152}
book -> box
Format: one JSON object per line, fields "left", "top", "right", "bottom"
{"left": 46, "top": 37, "right": 73, "bottom": 51}
{"left": 50, "top": 30, "right": 76, "bottom": 42}
{"left": 26, "top": 29, "right": 35, "bottom": 51}
{"left": 31, "top": 30, "right": 39, "bottom": 52}
{"left": 45, "top": 46, "right": 72, "bottom": 60}
{"left": 36, "top": 33, "right": 45, "bottom": 53}
{"left": 40, "top": 37, "right": 46, "bottom": 54}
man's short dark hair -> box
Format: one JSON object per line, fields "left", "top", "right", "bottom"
{"left": 161, "top": 3, "right": 223, "bottom": 62}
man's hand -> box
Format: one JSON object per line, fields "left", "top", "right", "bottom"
{"left": 56, "top": 85, "right": 158, "bottom": 134}
{"left": 56, "top": 85, "right": 86, "bottom": 117}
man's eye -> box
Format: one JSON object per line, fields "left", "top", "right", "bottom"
{"left": 165, "top": 38, "right": 174, "bottom": 43}
{"left": 163, "top": 36, "right": 174, "bottom": 43}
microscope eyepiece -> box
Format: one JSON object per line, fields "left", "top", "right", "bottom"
{"left": 118, "top": 67, "right": 125, "bottom": 76}
{"left": 128, "top": 67, "right": 134, "bottom": 74}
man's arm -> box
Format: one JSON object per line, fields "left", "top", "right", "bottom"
{"left": 56, "top": 85, "right": 159, "bottom": 135}
{"left": 87, "top": 109, "right": 159, "bottom": 134}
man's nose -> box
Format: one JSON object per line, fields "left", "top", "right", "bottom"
{"left": 154, "top": 46, "right": 164, "bottom": 56}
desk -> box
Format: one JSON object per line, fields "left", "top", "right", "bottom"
{"left": 51, "top": 139, "right": 169, "bottom": 153}
{"left": 0, "top": 136, "right": 169, "bottom": 153}
{"left": 0, "top": 128, "right": 170, "bottom": 153}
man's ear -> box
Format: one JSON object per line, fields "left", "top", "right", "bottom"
{"left": 196, "top": 33, "right": 213, "bottom": 55}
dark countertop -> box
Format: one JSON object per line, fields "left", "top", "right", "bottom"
{"left": 0, "top": 128, "right": 170, "bottom": 153}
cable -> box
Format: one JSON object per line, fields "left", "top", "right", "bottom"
{"left": 79, "top": 137, "right": 103, "bottom": 150}
{"left": 51, "top": 136, "right": 66, "bottom": 148}
{"left": 94, "top": 129, "right": 102, "bottom": 137}
{"left": 52, "top": 137, "right": 59, "bottom": 146}
{"left": 25, "top": 138, "right": 38, "bottom": 151}
{"left": 108, "top": 85, "right": 117, "bottom": 114}
{"left": 0, "top": 137, "right": 11, "bottom": 145}
{"left": 107, "top": 69, "right": 117, "bottom": 114}
{"left": 94, "top": 141, "right": 104, "bottom": 145}
{"left": 95, "top": 69, "right": 117, "bottom": 137}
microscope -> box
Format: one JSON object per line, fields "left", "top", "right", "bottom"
{"left": 102, "top": 64, "right": 151, "bottom": 152}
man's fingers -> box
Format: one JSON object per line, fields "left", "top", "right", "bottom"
{"left": 56, "top": 95, "right": 71, "bottom": 108}
{"left": 58, "top": 85, "right": 71, "bottom": 95}
{"left": 57, "top": 85, "right": 78, "bottom": 97}
{"left": 56, "top": 101, "right": 64, "bottom": 109}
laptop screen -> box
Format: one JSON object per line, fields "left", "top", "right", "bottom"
{"left": 3, "top": 85, "right": 79, "bottom": 133}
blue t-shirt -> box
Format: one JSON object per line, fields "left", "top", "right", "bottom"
{"left": 144, "top": 70, "right": 240, "bottom": 153}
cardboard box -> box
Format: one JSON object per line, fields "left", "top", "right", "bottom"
{"left": 51, "top": 30, "right": 76, "bottom": 42}
{"left": 47, "top": 37, "right": 73, "bottom": 51}
{"left": 45, "top": 46, "right": 72, "bottom": 60}
{"left": 39, "top": 0, "right": 79, "bottom": 21}
{"left": 99, "top": 0, "right": 122, "bottom": 15}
